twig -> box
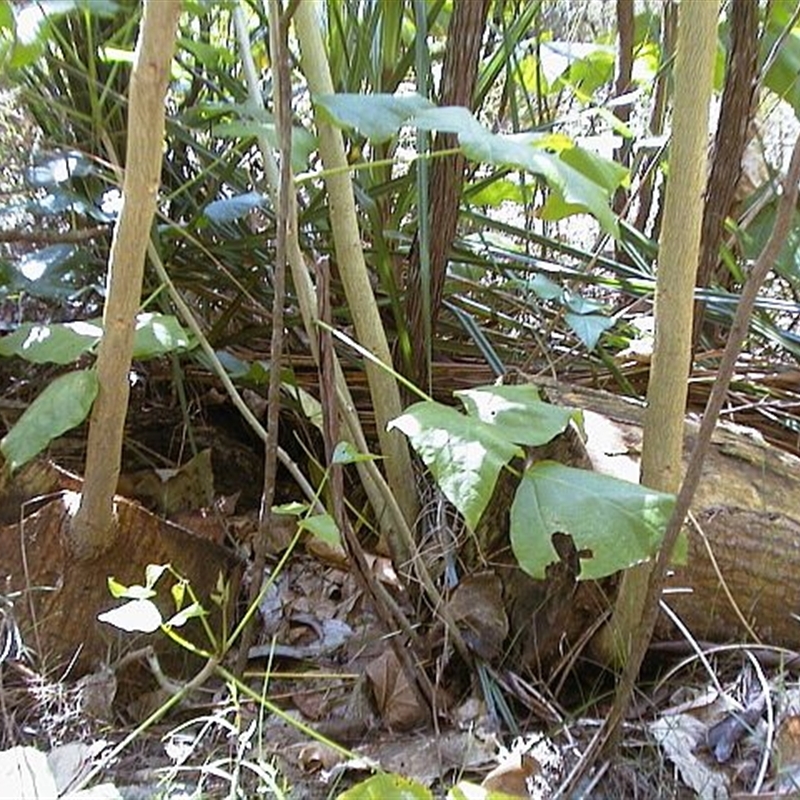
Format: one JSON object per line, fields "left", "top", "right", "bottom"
{"left": 234, "top": 0, "right": 291, "bottom": 678}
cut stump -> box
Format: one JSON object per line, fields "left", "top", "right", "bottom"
{"left": 0, "top": 461, "right": 239, "bottom": 677}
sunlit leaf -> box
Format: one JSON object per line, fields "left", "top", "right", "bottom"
{"left": 338, "top": 773, "right": 433, "bottom": 800}
{"left": 98, "top": 599, "right": 162, "bottom": 633}
{"left": 455, "top": 384, "right": 579, "bottom": 447}
{"left": 389, "top": 401, "right": 523, "bottom": 530}
{"left": 0, "top": 320, "right": 102, "bottom": 363}
{"left": 133, "top": 313, "right": 192, "bottom": 358}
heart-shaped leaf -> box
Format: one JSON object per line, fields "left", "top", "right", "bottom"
{"left": 510, "top": 461, "right": 674, "bottom": 580}
{"left": 389, "top": 401, "right": 523, "bottom": 530}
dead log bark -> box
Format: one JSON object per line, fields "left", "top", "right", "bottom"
{"left": 538, "top": 379, "right": 800, "bottom": 651}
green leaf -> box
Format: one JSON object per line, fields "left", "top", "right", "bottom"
{"left": 510, "top": 461, "right": 675, "bottom": 580}
{"left": 171, "top": 581, "right": 185, "bottom": 610}
{"left": 273, "top": 501, "right": 308, "bottom": 516}
{"left": 565, "top": 312, "right": 615, "bottom": 350}
{"left": 332, "top": 441, "right": 380, "bottom": 465}
{"left": 0, "top": 315, "right": 189, "bottom": 364}
{"left": 466, "top": 178, "right": 526, "bottom": 207}
{"left": 132, "top": 313, "right": 191, "bottom": 358}
{"left": 1, "top": 369, "right": 98, "bottom": 470}
{"left": 560, "top": 145, "right": 629, "bottom": 193}
{"left": 166, "top": 602, "right": 206, "bottom": 628}
{"left": 0, "top": 1, "right": 14, "bottom": 32}
{"left": 298, "top": 513, "right": 341, "bottom": 548}
{"left": 315, "top": 92, "right": 435, "bottom": 142}
{"left": 762, "top": 3, "right": 800, "bottom": 118}
{"left": 389, "top": 401, "right": 523, "bottom": 530}
{"left": 337, "top": 773, "right": 433, "bottom": 800}
{"left": 0, "top": 320, "right": 102, "bottom": 363}
{"left": 317, "top": 94, "right": 620, "bottom": 234}
{"left": 107, "top": 577, "right": 131, "bottom": 599}
{"left": 203, "top": 191, "right": 265, "bottom": 226}
{"left": 528, "top": 274, "right": 563, "bottom": 300}
{"left": 411, "top": 107, "right": 619, "bottom": 235}
{"left": 454, "top": 385, "right": 579, "bottom": 447}
{"left": 211, "top": 119, "right": 316, "bottom": 173}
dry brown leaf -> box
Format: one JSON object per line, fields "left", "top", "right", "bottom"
{"left": 365, "top": 650, "right": 427, "bottom": 730}
{"left": 481, "top": 752, "right": 540, "bottom": 798}
{"left": 446, "top": 572, "right": 509, "bottom": 661}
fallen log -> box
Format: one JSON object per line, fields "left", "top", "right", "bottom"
{"left": 537, "top": 378, "right": 800, "bottom": 651}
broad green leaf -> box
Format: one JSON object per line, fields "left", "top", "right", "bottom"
{"left": 539, "top": 41, "right": 610, "bottom": 86}
{"left": 535, "top": 156, "right": 618, "bottom": 234}
{"left": 510, "top": 461, "right": 675, "bottom": 580}
{"left": 98, "top": 599, "right": 162, "bottom": 633}
{"left": 560, "top": 145, "right": 629, "bottom": 193}
{"left": 528, "top": 274, "right": 563, "bottom": 300}
{"left": 1, "top": 369, "right": 98, "bottom": 470}
{"left": 338, "top": 773, "right": 432, "bottom": 800}
{"left": 389, "top": 401, "right": 523, "bottom": 530}
{"left": 455, "top": 385, "right": 579, "bottom": 447}
{"left": 466, "top": 178, "right": 526, "bottom": 206}
{"left": 0, "top": 320, "right": 101, "bottom": 363}
{"left": 565, "top": 311, "right": 615, "bottom": 350}
{"left": 211, "top": 119, "right": 315, "bottom": 173}
{"left": 413, "top": 107, "right": 619, "bottom": 235}
{"left": 315, "top": 92, "right": 435, "bottom": 142}
{"left": 557, "top": 47, "right": 616, "bottom": 103}
{"left": 133, "top": 313, "right": 191, "bottom": 358}
{"left": 298, "top": 513, "right": 341, "bottom": 548}
{"left": 318, "top": 94, "right": 620, "bottom": 234}
{"left": 0, "top": 315, "right": 189, "bottom": 363}
{"left": 0, "top": 1, "right": 14, "bottom": 32}
{"left": 16, "top": 244, "right": 76, "bottom": 283}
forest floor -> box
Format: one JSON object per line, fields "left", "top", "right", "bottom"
{"left": 3, "top": 356, "right": 800, "bottom": 800}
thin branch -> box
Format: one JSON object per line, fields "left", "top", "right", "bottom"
{"left": 234, "top": 0, "right": 292, "bottom": 678}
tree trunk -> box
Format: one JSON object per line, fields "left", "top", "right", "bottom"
{"left": 405, "top": 0, "right": 490, "bottom": 386}
{"left": 600, "top": 0, "right": 719, "bottom": 665}
{"left": 71, "top": 0, "right": 182, "bottom": 557}
{"left": 692, "top": 0, "right": 759, "bottom": 349}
